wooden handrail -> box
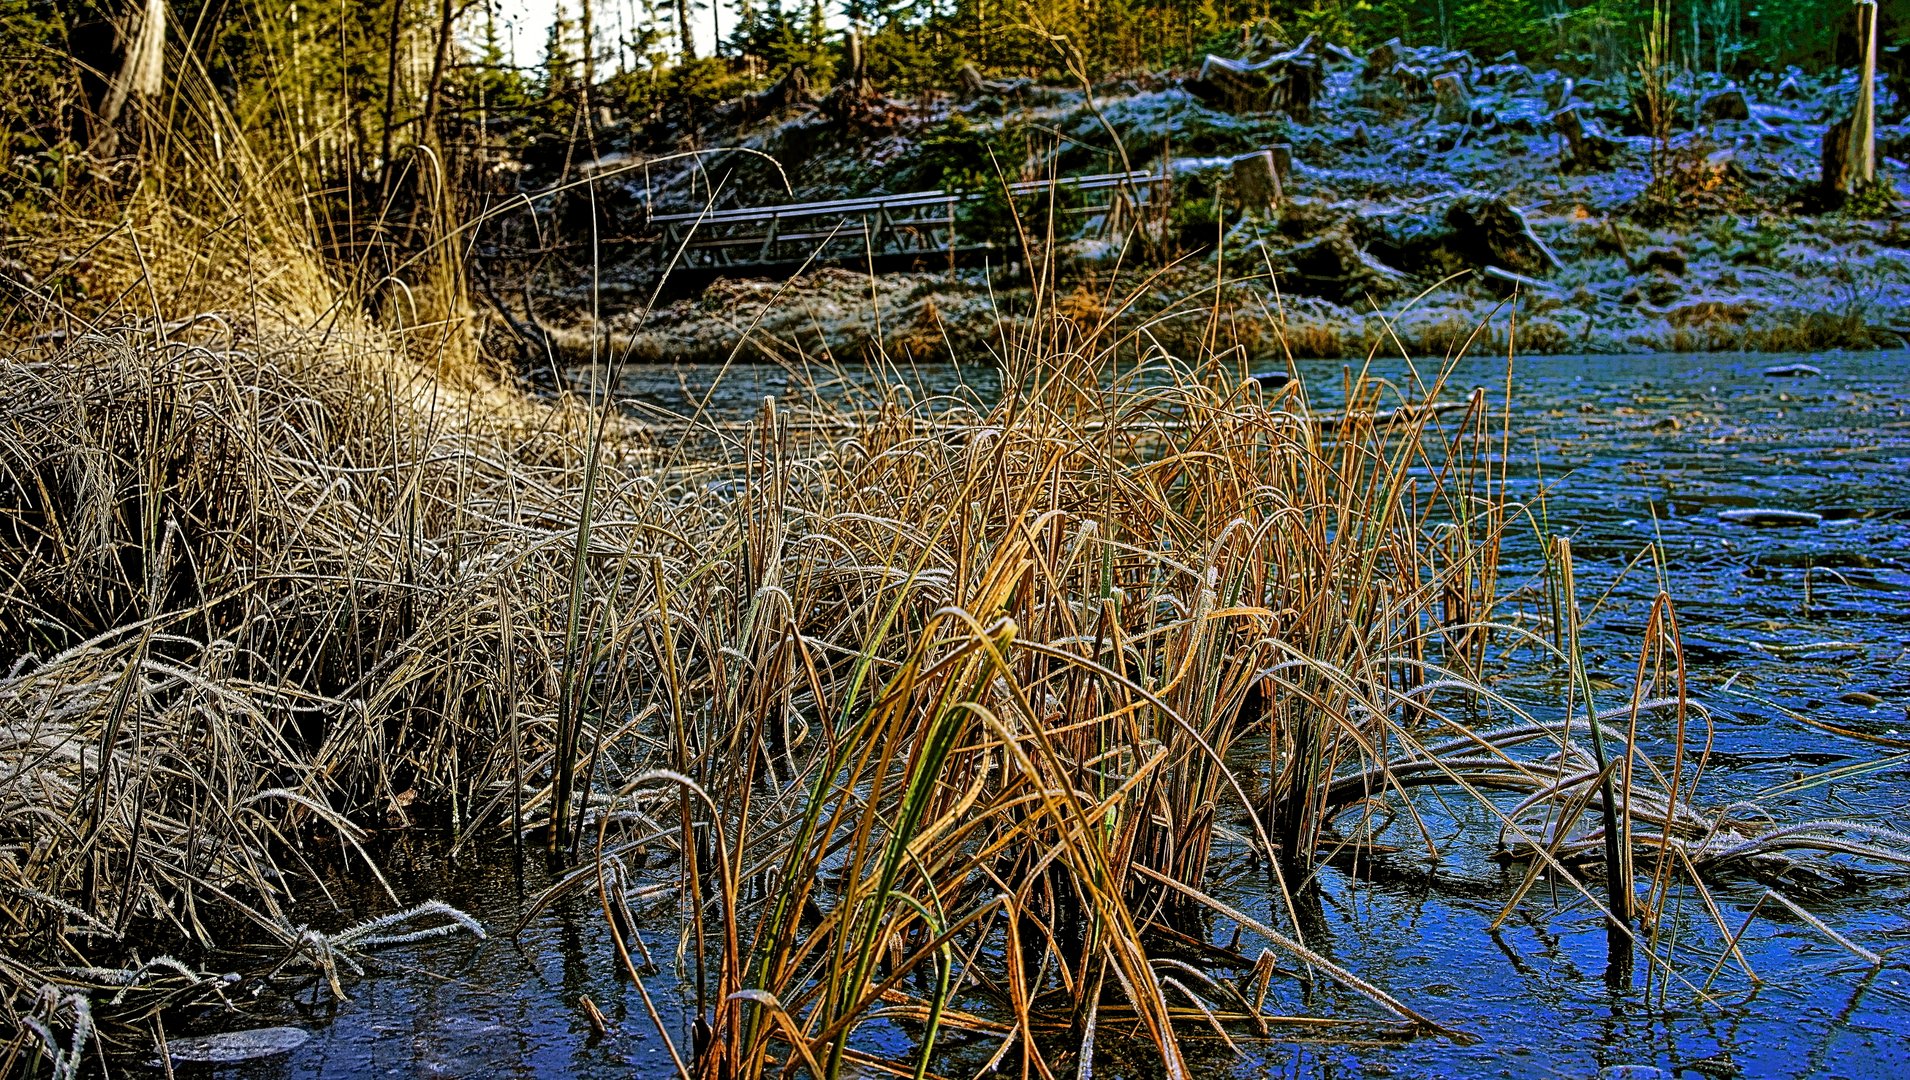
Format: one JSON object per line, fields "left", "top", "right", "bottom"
{"left": 647, "top": 170, "right": 1162, "bottom": 226}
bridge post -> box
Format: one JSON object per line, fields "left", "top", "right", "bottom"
{"left": 758, "top": 214, "right": 780, "bottom": 262}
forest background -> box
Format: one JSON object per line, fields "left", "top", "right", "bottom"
{"left": 7, "top": 2, "right": 1905, "bottom": 194}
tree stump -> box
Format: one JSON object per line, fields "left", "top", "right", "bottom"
{"left": 1699, "top": 88, "right": 1749, "bottom": 123}
{"left": 1231, "top": 150, "right": 1284, "bottom": 214}
{"left": 1432, "top": 73, "right": 1471, "bottom": 125}
{"left": 1444, "top": 197, "right": 1560, "bottom": 278}
{"left": 1364, "top": 38, "right": 1402, "bottom": 79}
{"left": 1280, "top": 228, "right": 1409, "bottom": 303}
{"left": 740, "top": 66, "right": 815, "bottom": 123}
{"left": 957, "top": 63, "right": 986, "bottom": 99}
{"left": 1188, "top": 37, "right": 1324, "bottom": 119}
{"left": 1822, "top": 113, "right": 1855, "bottom": 195}
{"left": 1554, "top": 104, "right": 1615, "bottom": 172}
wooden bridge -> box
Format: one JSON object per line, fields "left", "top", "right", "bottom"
{"left": 645, "top": 170, "right": 1169, "bottom": 278}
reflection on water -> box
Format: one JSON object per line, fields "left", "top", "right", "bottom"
{"left": 163, "top": 352, "right": 1908, "bottom": 1078}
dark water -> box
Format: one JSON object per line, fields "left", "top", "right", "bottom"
{"left": 156, "top": 352, "right": 1908, "bottom": 1079}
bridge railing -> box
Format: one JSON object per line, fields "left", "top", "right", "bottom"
{"left": 645, "top": 170, "right": 1168, "bottom": 272}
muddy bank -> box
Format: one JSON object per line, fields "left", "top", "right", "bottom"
{"left": 554, "top": 232, "right": 1907, "bottom": 371}
{"left": 506, "top": 39, "right": 1910, "bottom": 365}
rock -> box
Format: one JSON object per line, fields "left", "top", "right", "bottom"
{"left": 1641, "top": 247, "right": 1687, "bottom": 276}
{"left": 1652, "top": 415, "right": 1682, "bottom": 430}
{"left": 1718, "top": 508, "right": 1824, "bottom": 527}
{"left": 1599, "top": 1068, "right": 1669, "bottom": 1080}
{"left": 1762, "top": 362, "right": 1824, "bottom": 377}
{"left": 158, "top": 1027, "right": 311, "bottom": 1065}
{"left": 1230, "top": 149, "right": 1284, "bottom": 213}
{"left": 1432, "top": 72, "right": 1472, "bottom": 124}
{"left": 1700, "top": 88, "right": 1750, "bottom": 123}
{"left": 1251, "top": 371, "right": 1291, "bottom": 388}
{"left": 1841, "top": 691, "right": 1886, "bottom": 707}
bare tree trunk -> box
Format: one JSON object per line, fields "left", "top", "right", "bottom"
{"left": 96, "top": 0, "right": 167, "bottom": 154}
{"left": 379, "top": 0, "right": 407, "bottom": 182}
{"left": 1849, "top": 0, "right": 1878, "bottom": 187}
{"left": 579, "top": 0, "right": 595, "bottom": 89}
{"left": 420, "top": 0, "right": 457, "bottom": 145}
{"left": 676, "top": 0, "right": 695, "bottom": 60}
